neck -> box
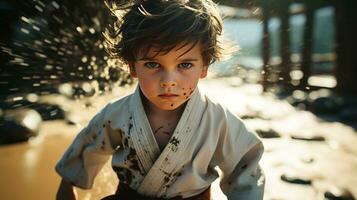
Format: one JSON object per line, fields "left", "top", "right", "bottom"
{"left": 140, "top": 93, "right": 186, "bottom": 119}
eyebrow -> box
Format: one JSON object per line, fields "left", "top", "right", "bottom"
{"left": 178, "top": 58, "right": 199, "bottom": 62}
{"left": 138, "top": 58, "right": 199, "bottom": 62}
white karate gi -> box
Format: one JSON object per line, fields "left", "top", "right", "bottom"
{"left": 56, "top": 86, "right": 265, "bottom": 199}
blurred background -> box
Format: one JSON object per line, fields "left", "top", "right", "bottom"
{"left": 0, "top": 0, "right": 356, "bottom": 199}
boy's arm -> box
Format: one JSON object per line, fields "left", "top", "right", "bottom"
{"left": 219, "top": 142, "right": 265, "bottom": 200}
{"left": 56, "top": 179, "right": 78, "bottom": 200}
{"left": 55, "top": 103, "right": 120, "bottom": 189}
{"left": 215, "top": 110, "right": 265, "bottom": 200}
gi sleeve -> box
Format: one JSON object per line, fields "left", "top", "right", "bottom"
{"left": 217, "top": 110, "right": 265, "bottom": 200}
{"left": 55, "top": 104, "right": 118, "bottom": 189}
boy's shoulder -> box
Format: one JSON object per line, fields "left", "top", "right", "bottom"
{"left": 108, "top": 91, "right": 133, "bottom": 107}
{"left": 97, "top": 91, "right": 135, "bottom": 120}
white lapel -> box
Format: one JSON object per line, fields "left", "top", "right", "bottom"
{"left": 129, "top": 86, "right": 161, "bottom": 174}
{"left": 129, "top": 86, "right": 207, "bottom": 197}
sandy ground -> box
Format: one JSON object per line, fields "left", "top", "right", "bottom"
{"left": 0, "top": 77, "right": 356, "bottom": 200}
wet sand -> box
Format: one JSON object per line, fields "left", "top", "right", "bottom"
{"left": 0, "top": 77, "right": 356, "bottom": 200}
{"left": 200, "top": 78, "right": 357, "bottom": 200}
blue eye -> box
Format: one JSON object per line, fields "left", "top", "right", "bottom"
{"left": 144, "top": 62, "right": 160, "bottom": 69}
{"left": 178, "top": 63, "right": 192, "bottom": 69}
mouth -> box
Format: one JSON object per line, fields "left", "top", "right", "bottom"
{"left": 158, "top": 93, "right": 179, "bottom": 98}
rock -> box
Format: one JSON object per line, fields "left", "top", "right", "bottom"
{"left": 0, "top": 108, "right": 42, "bottom": 145}
{"left": 66, "top": 120, "right": 76, "bottom": 125}
{"left": 5, "top": 102, "right": 67, "bottom": 121}
{"left": 255, "top": 129, "right": 281, "bottom": 138}
{"left": 240, "top": 111, "right": 271, "bottom": 120}
{"left": 280, "top": 174, "right": 312, "bottom": 185}
{"left": 1, "top": 98, "right": 33, "bottom": 110}
{"left": 241, "top": 115, "right": 258, "bottom": 120}
{"left": 30, "top": 103, "right": 66, "bottom": 121}
{"left": 339, "top": 106, "right": 357, "bottom": 124}
{"left": 324, "top": 186, "right": 355, "bottom": 200}
{"left": 1, "top": 96, "right": 67, "bottom": 121}
{"left": 300, "top": 156, "right": 315, "bottom": 164}
{"left": 276, "top": 90, "right": 293, "bottom": 100}
{"left": 310, "top": 96, "right": 343, "bottom": 115}
{"left": 291, "top": 135, "right": 325, "bottom": 142}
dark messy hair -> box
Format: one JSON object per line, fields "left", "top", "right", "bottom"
{"left": 103, "top": 0, "right": 225, "bottom": 67}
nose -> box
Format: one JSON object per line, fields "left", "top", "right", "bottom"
{"left": 160, "top": 80, "right": 177, "bottom": 87}
{"left": 160, "top": 71, "right": 177, "bottom": 87}
{"left": 159, "top": 68, "right": 179, "bottom": 88}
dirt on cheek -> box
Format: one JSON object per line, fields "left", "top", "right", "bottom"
{"left": 182, "top": 86, "right": 195, "bottom": 100}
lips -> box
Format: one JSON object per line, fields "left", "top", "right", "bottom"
{"left": 158, "top": 93, "right": 179, "bottom": 98}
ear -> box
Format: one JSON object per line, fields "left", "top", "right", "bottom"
{"left": 128, "top": 64, "right": 137, "bottom": 78}
{"left": 199, "top": 65, "right": 208, "bottom": 79}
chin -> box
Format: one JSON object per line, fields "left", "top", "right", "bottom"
{"left": 160, "top": 105, "right": 178, "bottom": 111}
{"left": 156, "top": 103, "right": 183, "bottom": 111}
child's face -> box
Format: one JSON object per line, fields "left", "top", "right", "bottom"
{"left": 130, "top": 43, "right": 208, "bottom": 111}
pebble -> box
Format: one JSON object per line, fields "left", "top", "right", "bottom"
{"left": 291, "top": 135, "right": 325, "bottom": 142}
{"left": 280, "top": 174, "right": 312, "bottom": 185}
{"left": 255, "top": 129, "right": 281, "bottom": 138}
{"left": 324, "top": 186, "right": 355, "bottom": 200}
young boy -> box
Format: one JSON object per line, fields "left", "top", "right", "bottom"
{"left": 55, "top": 0, "right": 265, "bottom": 199}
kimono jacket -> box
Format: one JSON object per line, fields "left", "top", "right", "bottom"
{"left": 55, "top": 86, "right": 265, "bottom": 199}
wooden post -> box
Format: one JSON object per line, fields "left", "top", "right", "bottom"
{"left": 279, "top": 0, "right": 292, "bottom": 90}
{"left": 261, "top": 1, "right": 271, "bottom": 92}
{"left": 300, "top": 3, "right": 314, "bottom": 90}
{"left": 334, "top": 0, "right": 357, "bottom": 94}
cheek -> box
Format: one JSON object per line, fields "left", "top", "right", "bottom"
{"left": 139, "top": 79, "right": 153, "bottom": 91}
{"left": 137, "top": 73, "right": 156, "bottom": 93}
{"left": 180, "top": 72, "right": 200, "bottom": 97}
{"left": 181, "top": 85, "right": 197, "bottom": 99}
{"left": 137, "top": 70, "right": 154, "bottom": 84}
